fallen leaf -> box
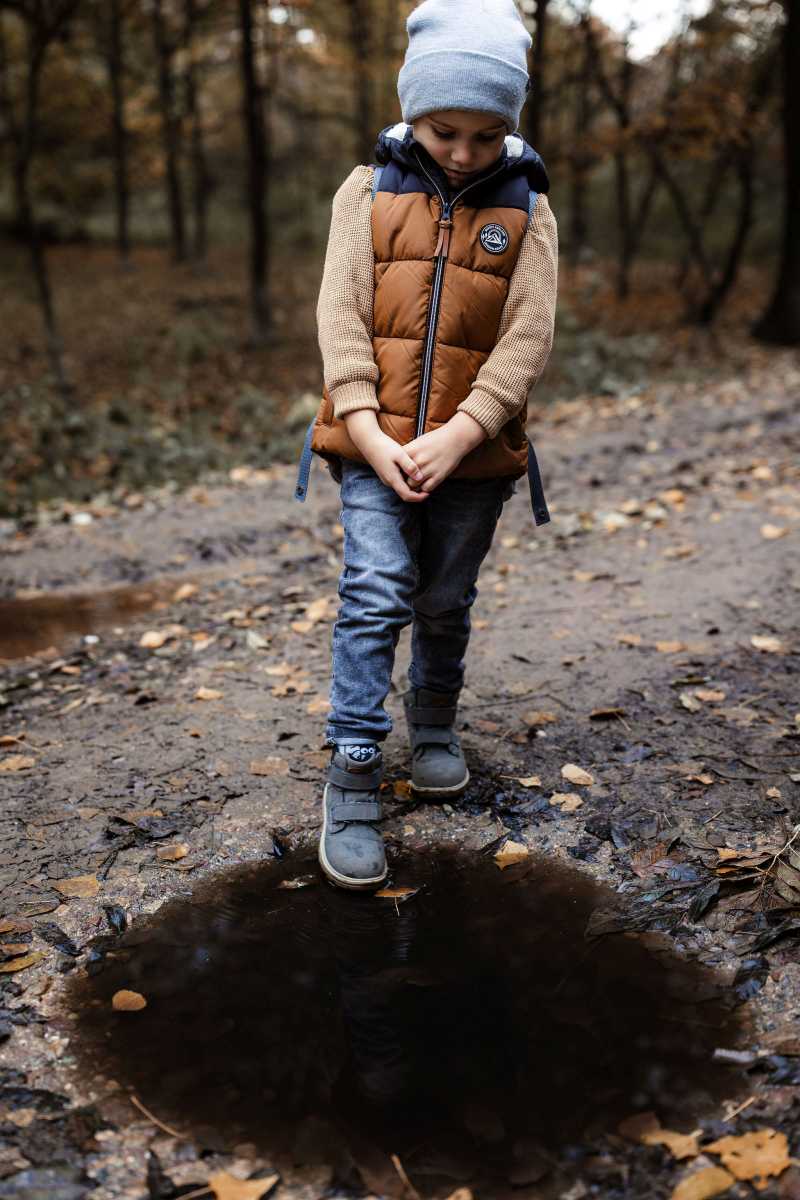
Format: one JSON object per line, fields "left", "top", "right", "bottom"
{"left": 290, "top": 620, "right": 314, "bottom": 634}
{"left": 393, "top": 780, "right": 412, "bottom": 800}
{"left": 687, "top": 773, "right": 715, "bottom": 785}
{"left": 173, "top": 583, "right": 198, "bottom": 601}
{"left": 306, "top": 695, "right": 331, "bottom": 714}
{"left": 494, "top": 840, "right": 529, "bottom": 869}
{"left": 156, "top": 844, "right": 189, "bottom": 861}
{"left": 522, "top": 710, "right": 558, "bottom": 726}
{"left": 642, "top": 1127, "right": 702, "bottom": 1160}
{"left": 0, "top": 951, "right": 45, "bottom": 974}
{"left": 671, "top": 1165, "right": 735, "bottom": 1200}
{"left": 657, "top": 640, "right": 688, "bottom": 653}
{"left": 53, "top": 875, "right": 99, "bottom": 898}
{"left": 766, "top": 786, "right": 781, "bottom": 800}
{"left": 0, "top": 755, "right": 35, "bottom": 772}
{"left": 705, "top": 1128, "right": 792, "bottom": 1186}
{"left": 278, "top": 876, "right": 314, "bottom": 890}
{"left": 550, "top": 792, "right": 583, "bottom": 812}
{"left": 751, "top": 635, "right": 784, "bottom": 653}
{"left": 139, "top": 630, "right": 169, "bottom": 649}
{"left": 195, "top": 687, "right": 223, "bottom": 701}
{"left": 561, "top": 763, "right": 594, "bottom": 786}
{"left": 208, "top": 1170, "right": 279, "bottom": 1200}
{"left": 375, "top": 886, "right": 419, "bottom": 902}
{"left": 517, "top": 775, "right": 542, "bottom": 788}
{"left": 680, "top": 692, "right": 702, "bottom": 713}
{"left": 617, "top": 633, "right": 643, "bottom": 646}
{"left": 0, "top": 735, "right": 25, "bottom": 746}
{"left": 590, "top": 707, "right": 627, "bottom": 720}
{"left": 717, "top": 848, "right": 740, "bottom": 862}
{"left": 761, "top": 524, "right": 788, "bottom": 540}
{"left": 663, "top": 544, "right": 698, "bottom": 560}
{"left": 250, "top": 757, "right": 289, "bottom": 777}
{"left": 1, "top": 943, "right": 35, "bottom": 955}
{"left": 695, "top": 689, "right": 726, "bottom": 703}
{"left": 112, "top": 989, "right": 147, "bottom": 1012}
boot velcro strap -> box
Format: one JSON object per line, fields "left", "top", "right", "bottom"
{"left": 413, "top": 727, "right": 455, "bottom": 746}
{"left": 328, "top": 764, "right": 382, "bottom": 791}
{"left": 330, "top": 801, "right": 382, "bottom": 823}
{"left": 407, "top": 705, "right": 456, "bottom": 725}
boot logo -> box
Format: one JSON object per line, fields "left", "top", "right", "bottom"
{"left": 479, "top": 223, "right": 509, "bottom": 254}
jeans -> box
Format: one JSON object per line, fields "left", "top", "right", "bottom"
{"left": 325, "top": 459, "right": 513, "bottom": 744}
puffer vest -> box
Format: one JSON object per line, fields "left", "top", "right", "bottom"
{"left": 297, "top": 122, "right": 551, "bottom": 520}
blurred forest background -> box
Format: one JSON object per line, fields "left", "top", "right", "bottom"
{"left": 0, "top": 0, "right": 797, "bottom": 519}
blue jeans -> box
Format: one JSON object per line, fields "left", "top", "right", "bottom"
{"left": 325, "top": 460, "right": 513, "bottom": 744}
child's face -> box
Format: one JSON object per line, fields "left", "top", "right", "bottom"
{"left": 412, "top": 110, "right": 508, "bottom": 189}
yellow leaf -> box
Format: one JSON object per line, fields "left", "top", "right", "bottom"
{"left": 208, "top": 1170, "right": 279, "bottom": 1200}
{"left": 522, "top": 710, "right": 558, "bottom": 726}
{"left": 717, "top": 847, "right": 740, "bottom": 861}
{"left": 705, "top": 1128, "right": 792, "bottom": 1184}
{"left": 0, "top": 951, "right": 45, "bottom": 974}
{"left": 494, "top": 840, "right": 529, "bottom": 869}
{"left": 195, "top": 687, "right": 223, "bottom": 701}
{"left": 670, "top": 1165, "right": 734, "bottom": 1200}
{"left": 550, "top": 792, "right": 583, "bottom": 812}
{"left": 641, "top": 1127, "right": 701, "bottom": 1160}
{"left": 375, "top": 886, "right": 419, "bottom": 901}
{"left": 53, "top": 874, "right": 99, "bottom": 898}
{"left": 249, "top": 757, "right": 289, "bottom": 777}
{"left": 517, "top": 776, "right": 542, "bottom": 788}
{"left": 561, "top": 763, "right": 594, "bottom": 786}
{"left": 112, "top": 989, "right": 147, "bottom": 1012}
{"left": 393, "top": 779, "right": 412, "bottom": 800}
{"left": 0, "top": 756, "right": 35, "bottom": 772}
{"left": 751, "top": 635, "right": 784, "bottom": 653}
{"left": 156, "top": 844, "right": 189, "bottom": 861}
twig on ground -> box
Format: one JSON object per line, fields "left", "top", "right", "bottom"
{"left": 390, "top": 1154, "right": 422, "bottom": 1200}
{"left": 130, "top": 1093, "right": 184, "bottom": 1139}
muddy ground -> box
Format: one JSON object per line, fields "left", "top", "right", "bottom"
{"left": 0, "top": 346, "right": 799, "bottom": 1200}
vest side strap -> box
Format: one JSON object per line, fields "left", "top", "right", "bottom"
{"left": 294, "top": 416, "right": 317, "bottom": 503}
{"left": 526, "top": 437, "right": 550, "bottom": 526}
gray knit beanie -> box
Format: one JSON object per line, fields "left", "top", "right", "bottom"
{"left": 398, "top": 0, "right": 532, "bottom": 135}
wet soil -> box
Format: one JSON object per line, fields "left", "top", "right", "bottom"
{"left": 0, "top": 345, "right": 798, "bottom": 1198}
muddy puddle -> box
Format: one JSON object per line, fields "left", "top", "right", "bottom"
{"left": 65, "top": 847, "right": 752, "bottom": 1198}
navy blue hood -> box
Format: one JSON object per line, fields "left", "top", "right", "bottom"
{"left": 373, "top": 120, "right": 549, "bottom": 204}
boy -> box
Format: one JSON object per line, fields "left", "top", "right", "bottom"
{"left": 297, "top": 0, "right": 558, "bottom": 889}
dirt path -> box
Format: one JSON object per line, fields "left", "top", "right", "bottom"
{"left": 0, "top": 349, "right": 799, "bottom": 1200}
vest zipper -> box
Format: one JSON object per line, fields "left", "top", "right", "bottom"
{"left": 412, "top": 151, "right": 508, "bottom": 440}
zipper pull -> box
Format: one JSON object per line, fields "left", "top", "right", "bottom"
{"left": 433, "top": 215, "right": 453, "bottom": 260}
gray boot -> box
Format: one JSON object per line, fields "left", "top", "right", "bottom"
{"left": 319, "top": 744, "right": 388, "bottom": 890}
{"left": 403, "top": 687, "right": 470, "bottom": 797}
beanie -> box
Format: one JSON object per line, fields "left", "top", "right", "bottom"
{"left": 397, "top": 0, "right": 532, "bottom": 135}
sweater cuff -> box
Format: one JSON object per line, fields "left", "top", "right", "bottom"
{"left": 331, "top": 380, "right": 380, "bottom": 419}
{"left": 456, "top": 390, "right": 513, "bottom": 440}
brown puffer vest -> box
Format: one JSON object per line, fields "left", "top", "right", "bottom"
{"left": 299, "top": 122, "right": 550, "bottom": 520}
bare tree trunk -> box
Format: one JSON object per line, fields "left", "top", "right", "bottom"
{"left": 107, "top": 0, "right": 130, "bottom": 261}
{"left": 566, "top": 28, "right": 594, "bottom": 267}
{"left": 183, "top": 0, "right": 210, "bottom": 261}
{"left": 753, "top": 0, "right": 799, "bottom": 344}
{"left": 0, "top": 10, "right": 73, "bottom": 397}
{"left": 239, "top": 0, "right": 271, "bottom": 344}
{"left": 524, "top": 0, "right": 549, "bottom": 150}
{"left": 345, "top": 0, "right": 372, "bottom": 163}
{"left": 694, "top": 149, "right": 755, "bottom": 325}
{"left": 152, "top": 0, "right": 186, "bottom": 262}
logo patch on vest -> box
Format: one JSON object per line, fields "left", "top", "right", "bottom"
{"left": 479, "top": 223, "right": 509, "bottom": 255}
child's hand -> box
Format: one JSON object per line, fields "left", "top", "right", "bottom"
{"left": 342, "top": 410, "right": 428, "bottom": 502}
{"left": 405, "top": 412, "right": 488, "bottom": 492}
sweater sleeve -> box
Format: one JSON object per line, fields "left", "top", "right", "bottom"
{"left": 456, "top": 193, "right": 558, "bottom": 439}
{"left": 315, "top": 164, "right": 381, "bottom": 419}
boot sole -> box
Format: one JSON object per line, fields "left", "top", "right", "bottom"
{"left": 318, "top": 784, "right": 388, "bottom": 891}
{"left": 410, "top": 766, "right": 470, "bottom": 798}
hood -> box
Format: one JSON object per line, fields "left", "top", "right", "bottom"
{"left": 373, "top": 121, "right": 549, "bottom": 196}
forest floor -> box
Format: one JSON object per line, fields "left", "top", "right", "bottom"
{"left": 0, "top": 341, "right": 799, "bottom": 1200}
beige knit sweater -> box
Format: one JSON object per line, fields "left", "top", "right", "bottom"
{"left": 316, "top": 164, "right": 558, "bottom": 441}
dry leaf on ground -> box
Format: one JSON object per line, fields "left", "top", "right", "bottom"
{"left": 517, "top": 775, "right": 542, "bottom": 788}
{"left": 173, "top": 582, "right": 197, "bottom": 601}
{"left": 0, "top": 756, "right": 35, "bottom": 772}
{"left": 657, "top": 640, "right": 687, "bottom": 653}
{"left": 561, "top": 763, "right": 594, "bottom": 786}
{"left": 112, "top": 989, "right": 147, "bottom": 1011}
{"left": 375, "top": 886, "right": 419, "bottom": 902}
{"left": 761, "top": 524, "right": 788, "bottom": 540}
{"left": 208, "top": 1170, "right": 279, "bottom": 1200}
{"left": 0, "top": 951, "right": 45, "bottom": 974}
{"left": 494, "top": 840, "right": 529, "bottom": 869}
{"left": 751, "top": 635, "right": 784, "bottom": 653}
{"left": 522, "top": 710, "right": 558, "bottom": 726}
{"left": 617, "top": 633, "right": 643, "bottom": 646}
{"left": 249, "top": 757, "right": 289, "bottom": 777}
{"left": 550, "top": 792, "right": 583, "bottom": 812}
{"left": 671, "top": 1165, "right": 734, "bottom": 1200}
{"left": 705, "top": 1128, "right": 792, "bottom": 1186}
{"left": 195, "top": 687, "right": 223, "bottom": 701}
{"left": 680, "top": 692, "right": 702, "bottom": 713}
{"left": 156, "top": 844, "right": 189, "bottom": 861}
{"left": 53, "top": 874, "right": 99, "bottom": 898}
